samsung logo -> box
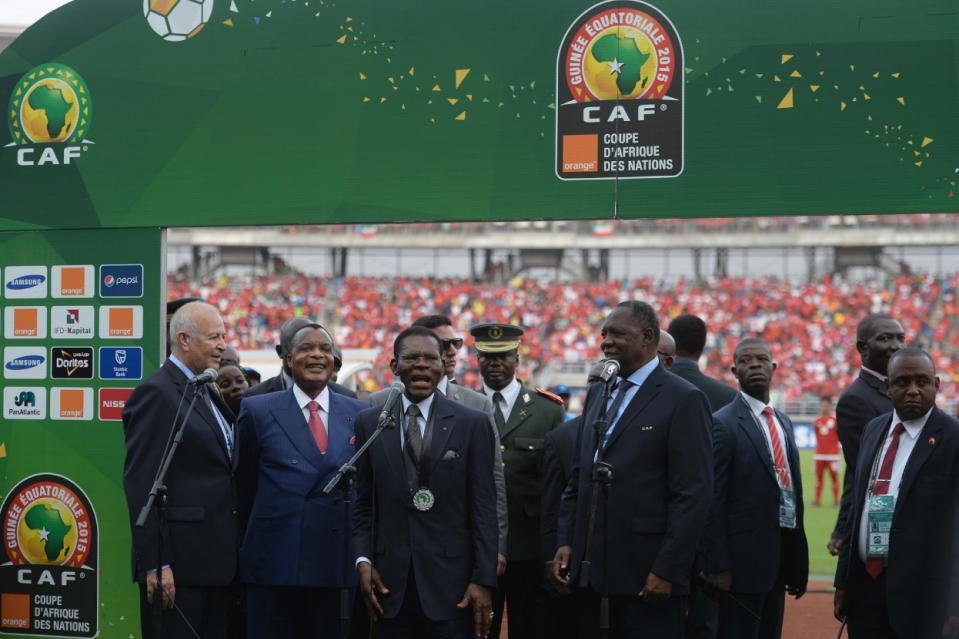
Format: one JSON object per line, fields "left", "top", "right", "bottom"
{"left": 6, "top": 275, "right": 46, "bottom": 290}
{"left": 5, "top": 356, "right": 45, "bottom": 371}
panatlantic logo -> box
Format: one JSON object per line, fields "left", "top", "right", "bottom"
{"left": 0, "top": 474, "right": 99, "bottom": 637}
{"left": 6, "top": 63, "right": 93, "bottom": 167}
{"left": 556, "top": 1, "right": 684, "bottom": 180}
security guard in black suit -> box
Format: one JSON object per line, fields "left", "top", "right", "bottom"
{"left": 472, "top": 323, "right": 566, "bottom": 639}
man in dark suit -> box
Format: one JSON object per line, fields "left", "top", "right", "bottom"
{"left": 703, "top": 338, "right": 808, "bottom": 639}
{"left": 667, "top": 314, "right": 734, "bottom": 638}
{"left": 834, "top": 346, "right": 959, "bottom": 639}
{"left": 246, "top": 316, "right": 357, "bottom": 399}
{"left": 554, "top": 301, "right": 713, "bottom": 637}
{"left": 123, "top": 301, "right": 239, "bottom": 639}
{"left": 667, "top": 314, "right": 736, "bottom": 412}
{"left": 236, "top": 323, "right": 368, "bottom": 638}
{"left": 353, "top": 326, "right": 497, "bottom": 639}
{"left": 472, "top": 322, "right": 566, "bottom": 639}
{"left": 541, "top": 361, "right": 606, "bottom": 639}
{"left": 657, "top": 331, "right": 676, "bottom": 369}
{"left": 828, "top": 313, "right": 905, "bottom": 556}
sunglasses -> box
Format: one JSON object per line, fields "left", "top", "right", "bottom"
{"left": 441, "top": 338, "right": 465, "bottom": 350}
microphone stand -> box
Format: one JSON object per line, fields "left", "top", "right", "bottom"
{"left": 579, "top": 377, "right": 616, "bottom": 639}
{"left": 135, "top": 380, "right": 206, "bottom": 639}
{"left": 323, "top": 406, "right": 398, "bottom": 639}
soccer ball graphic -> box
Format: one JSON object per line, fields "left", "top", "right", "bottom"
{"left": 144, "top": 0, "right": 214, "bottom": 42}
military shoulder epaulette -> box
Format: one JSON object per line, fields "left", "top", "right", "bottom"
{"left": 535, "top": 387, "right": 565, "bottom": 405}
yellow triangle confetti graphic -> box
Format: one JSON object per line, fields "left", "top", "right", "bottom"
{"left": 359, "top": 73, "right": 366, "bottom": 80}
{"left": 432, "top": 84, "right": 441, "bottom": 92}
{"left": 222, "top": 18, "right": 234, "bottom": 26}
{"left": 872, "top": 72, "right": 880, "bottom": 78}
{"left": 448, "top": 98, "right": 458, "bottom": 105}
{"left": 914, "top": 161, "right": 922, "bottom": 167}
{"left": 657, "top": 84, "right": 664, "bottom": 93}
{"left": 773, "top": 75, "right": 781, "bottom": 82}
{"left": 863, "top": 92, "right": 871, "bottom": 101}
{"left": 336, "top": 34, "right": 347, "bottom": 44}
{"left": 345, "top": 16, "right": 352, "bottom": 22}
{"left": 921, "top": 136, "right": 934, "bottom": 148}
{"left": 891, "top": 72, "right": 901, "bottom": 78}
{"left": 466, "top": 94, "right": 473, "bottom": 101}
{"left": 809, "top": 85, "right": 820, "bottom": 92}
{"left": 380, "top": 97, "right": 387, "bottom": 103}
{"left": 455, "top": 69, "right": 470, "bottom": 89}
{"left": 776, "top": 88, "right": 794, "bottom": 109}
{"left": 790, "top": 70, "right": 801, "bottom": 78}
{"left": 896, "top": 96, "right": 905, "bottom": 105}
{"left": 0, "top": 442, "right": 7, "bottom": 458}
{"left": 454, "top": 111, "right": 466, "bottom": 121}
{"left": 362, "top": 97, "right": 370, "bottom": 102}
{"left": 781, "top": 54, "right": 793, "bottom": 64}
{"left": 409, "top": 67, "right": 415, "bottom": 76}
{"left": 840, "top": 101, "right": 847, "bottom": 111}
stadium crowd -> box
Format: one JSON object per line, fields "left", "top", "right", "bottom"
{"left": 168, "top": 270, "right": 959, "bottom": 404}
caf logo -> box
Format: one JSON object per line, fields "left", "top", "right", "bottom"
{"left": 1, "top": 475, "right": 94, "bottom": 567}
{"left": 8, "top": 63, "right": 91, "bottom": 145}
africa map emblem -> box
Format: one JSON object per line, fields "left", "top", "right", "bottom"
{"left": 7, "top": 64, "right": 91, "bottom": 146}
{"left": 556, "top": 0, "right": 683, "bottom": 180}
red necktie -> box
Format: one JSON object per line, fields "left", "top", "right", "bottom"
{"left": 866, "top": 422, "right": 905, "bottom": 579}
{"left": 761, "top": 407, "right": 791, "bottom": 489}
{"left": 307, "top": 400, "right": 328, "bottom": 454}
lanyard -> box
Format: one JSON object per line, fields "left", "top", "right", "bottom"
{"left": 403, "top": 406, "right": 436, "bottom": 490}
{"left": 866, "top": 420, "right": 895, "bottom": 496}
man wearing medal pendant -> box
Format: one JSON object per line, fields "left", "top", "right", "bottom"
{"left": 353, "top": 326, "right": 498, "bottom": 638}
{"left": 834, "top": 346, "right": 959, "bottom": 639}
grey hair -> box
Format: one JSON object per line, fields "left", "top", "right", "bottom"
{"left": 169, "top": 301, "right": 219, "bottom": 350}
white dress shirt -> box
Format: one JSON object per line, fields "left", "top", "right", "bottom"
{"left": 740, "top": 392, "right": 793, "bottom": 488}
{"left": 857, "top": 408, "right": 930, "bottom": 562}
{"left": 168, "top": 354, "right": 233, "bottom": 454}
{"left": 292, "top": 383, "right": 330, "bottom": 434}
{"left": 484, "top": 378, "right": 522, "bottom": 421}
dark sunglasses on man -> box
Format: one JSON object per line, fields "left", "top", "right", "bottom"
{"left": 441, "top": 338, "right": 464, "bottom": 350}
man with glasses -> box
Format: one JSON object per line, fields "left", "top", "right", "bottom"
{"left": 472, "top": 322, "right": 566, "bottom": 639}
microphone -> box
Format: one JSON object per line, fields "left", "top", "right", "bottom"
{"left": 377, "top": 382, "right": 405, "bottom": 428}
{"left": 599, "top": 359, "right": 620, "bottom": 384}
{"left": 188, "top": 368, "right": 219, "bottom": 385}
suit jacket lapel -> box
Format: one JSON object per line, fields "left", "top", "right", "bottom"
{"left": 164, "top": 362, "right": 231, "bottom": 466}
{"left": 326, "top": 393, "right": 355, "bottom": 468}
{"left": 602, "top": 367, "right": 664, "bottom": 454}
{"left": 736, "top": 399, "right": 778, "bottom": 486}
{"left": 501, "top": 387, "right": 533, "bottom": 440}
{"left": 429, "top": 394, "right": 456, "bottom": 472}
{"left": 271, "top": 389, "right": 325, "bottom": 470}
{"left": 377, "top": 401, "right": 405, "bottom": 488}
{"left": 895, "top": 408, "right": 943, "bottom": 518}
{"left": 860, "top": 370, "right": 890, "bottom": 399}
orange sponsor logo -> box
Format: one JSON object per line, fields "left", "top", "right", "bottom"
{"left": 562, "top": 134, "right": 598, "bottom": 173}
{"left": 12, "top": 308, "right": 38, "bottom": 337}
{"left": 108, "top": 307, "right": 134, "bottom": 337}
{"left": 0, "top": 593, "right": 29, "bottom": 629}
{"left": 58, "top": 389, "right": 85, "bottom": 418}
{"left": 59, "top": 267, "right": 86, "bottom": 296}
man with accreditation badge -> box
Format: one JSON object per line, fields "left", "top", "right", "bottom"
{"left": 352, "top": 326, "right": 498, "bottom": 638}
{"left": 834, "top": 346, "right": 959, "bottom": 639}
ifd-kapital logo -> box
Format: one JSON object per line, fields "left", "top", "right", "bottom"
{"left": 6, "top": 63, "right": 93, "bottom": 167}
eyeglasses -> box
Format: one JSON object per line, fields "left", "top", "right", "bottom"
{"left": 441, "top": 338, "right": 464, "bottom": 350}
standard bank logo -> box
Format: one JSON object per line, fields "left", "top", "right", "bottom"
{"left": 3, "top": 347, "right": 47, "bottom": 380}
{"left": 6, "top": 63, "right": 94, "bottom": 167}
{"left": 4, "top": 387, "right": 46, "bottom": 420}
{"left": 99, "top": 264, "right": 144, "bottom": 298}
{"left": 4, "top": 266, "right": 48, "bottom": 299}
{"left": 99, "top": 346, "right": 143, "bottom": 380}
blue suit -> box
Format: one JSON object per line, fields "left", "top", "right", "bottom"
{"left": 236, "top": 387, "right": 368, "bottom": 638}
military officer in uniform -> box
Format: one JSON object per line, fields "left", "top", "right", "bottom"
{"left": 471, "top": 323, "right": 566, "bottom": 639}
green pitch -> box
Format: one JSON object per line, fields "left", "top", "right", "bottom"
{"left": 798, "top": 449, "right": 843, "bottom": 581}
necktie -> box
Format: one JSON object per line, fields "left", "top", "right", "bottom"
{"left": 761, "top": 407, "right": 791, "bottom": 489}
{"left": 205, "top": 386, "right": 233, "bottom": 456}
{"left": 492, "top": 391, "right": 507, "bottom": 432}
{"left": 307, "top": 400, "right": 328, "bottom": 454}
{"left": 404, "top": 404, "right": 423, "bottom": 487}
{"left": 866, "top": 422, "right": 905, "bottom": 579}
{"left": 601, "top": 380, "right": 635, "bottom": 449}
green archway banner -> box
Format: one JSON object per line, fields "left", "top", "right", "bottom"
{"left": 1, "top": 0, "right": 958, "bottom": 230}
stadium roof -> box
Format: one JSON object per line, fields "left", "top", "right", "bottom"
{"left": 0, "top": 0, "right": 70, "bottom": 36}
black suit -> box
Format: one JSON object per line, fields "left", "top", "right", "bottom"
{"left": 559, "top": 364, "right": 713, "bottom": 637}
{"left": 669, "top": 358, "right": 737, "bottom": 413}
{"left": 352, "top": 393, "right": 498, "bottom": 637}
{"left": 833, "top": 371, "right": 892, "bottom": 540}
{"left": 247, "top": 372, "right": 357, "bottom": 399}
{"left": 835, "top": 407, "right": 959, "bottom": 639}
{"left": 122, "top": 359, "right": 239, "bottom": 639}
{"left": 705, "top": 397, "right": 808, "bottom": 638}
{"left": 540, "top": 418, "right": 581, "bottom": 639}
